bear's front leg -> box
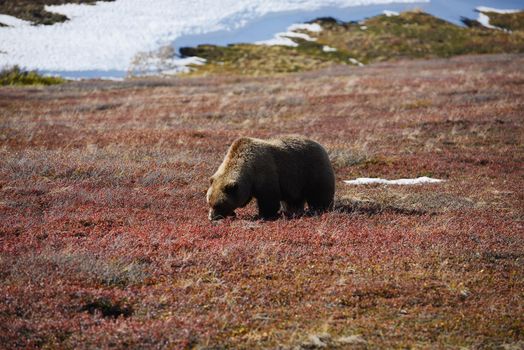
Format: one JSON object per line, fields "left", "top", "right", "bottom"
{"left": 281, "top": 200, "right": 305, "bottom": 218}
{"left": 256, "top": 193, "right": 281, "bottom": 220}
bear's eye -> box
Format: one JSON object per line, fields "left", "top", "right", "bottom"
{"left": 224, "top": 182, "right": 238, "bottom": 194}
{"left": 209, "top": 177, "right": 214, "bottom": 185}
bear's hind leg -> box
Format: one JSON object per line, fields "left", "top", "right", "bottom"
{"left": 306, "top": 190, "right": 334, "bottom": 214}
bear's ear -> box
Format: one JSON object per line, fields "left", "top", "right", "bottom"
{"left": 224, "top": 182, "right": 238, "bottom": 194}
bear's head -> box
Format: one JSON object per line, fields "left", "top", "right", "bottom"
{"left": 207, "top": 175, "right": 251, "bottom": 220}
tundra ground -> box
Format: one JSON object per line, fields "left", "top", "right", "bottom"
{"left": 0, "top": 54, "right": 523, "bottom": 349}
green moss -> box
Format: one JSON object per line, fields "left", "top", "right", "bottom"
{"left": 0, "top": 66, "right": 65, "bottom": 86}
{"left": 181, "top": 10, "right": 524, "bottom": 76}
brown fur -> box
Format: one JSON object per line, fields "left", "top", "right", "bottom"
{"left": 207, "top": 135, "right": 335, "bottom": 220}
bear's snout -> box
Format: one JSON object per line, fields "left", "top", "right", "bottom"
{"left": 208, "top": 208, "right": 236, "bottom": 221}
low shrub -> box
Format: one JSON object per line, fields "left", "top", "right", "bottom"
{"left": 0, "top": 66, "right": 65, "bottom": 86}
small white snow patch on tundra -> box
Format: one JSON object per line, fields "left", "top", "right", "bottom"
{"left": 256, "top": 22, "right": 321, "bottom": 47}
{"left": 157, "top": 57, "right": 207, "bottom": 75}
{"left": 475, "top": 6, "right": 521, "bottom": 31}
{"left": 383, "top": 10, "right": 399, "bottom": 17}
{"left": 344, "top": 176, "right": 445, "bottom": 185}
{"left": 322, "top": 45, "right": 337, "bottom": 52}
{"left": 349, "top": 57, "right": 364, "bottom": 66}
{"left": 162, "top": 56, "right": 207, "bottom": 75}
{"left": 129, "top": 53, "right": 207, "bottom": 76}
{"left": 288, "top": 23, "right": 322, "bottom": 32}
{"left": 65, "top": 75, "right": 126, "bottom": 81}
{"left": 360, "top": 25, "right": 368, "bottom": 30}
{"left": 255, "top": 35, "right": 298, "bottom": 47}
{"left": 476, "top": 12, "right": 498, "bottom": 29}
{"left": 177, "top": 56, "right": 207, "bottom": 66}
{"left": 0, "top": 14, "right": 31, "bottom": 27}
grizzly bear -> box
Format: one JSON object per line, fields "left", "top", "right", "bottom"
{"left": 207, "top": 135, "right": 335, "bottom": 220}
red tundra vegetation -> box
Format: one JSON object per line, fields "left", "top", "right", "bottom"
{"left": 0, "top": 54, "right": 523, "bottom": 349}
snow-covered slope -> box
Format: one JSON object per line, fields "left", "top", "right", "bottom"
{"left": 0, "top": 0, "right": 424, "bottom": 75}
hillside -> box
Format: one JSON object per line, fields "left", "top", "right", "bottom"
{"left": 175, "top": 10, "right": 524, "bottom": 76}
{"left": 1, "top": 53, "right": 523, "bottom": 349}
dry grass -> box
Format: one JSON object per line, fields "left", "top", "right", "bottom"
{"left": 4, "top": 248, "right": 150, "bottom": 287}
{"left": 0, "top": 53, "right": 523, "bottom": 349}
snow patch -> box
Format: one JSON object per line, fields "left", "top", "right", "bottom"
{"left": 344, "top": 176, "right": 445, "bottom": 185}
{"left": 349, "top": 57, "right": 365, "bottom": 66}
{"left": 67, "top": 75, "right": 125, "bottom": 81}
{"left": 476, "top": 12, "right": 497, "bottom": 29}
{"left": 256, "top": 22, "right": 321, "bottom": 47}
{"left": 130, "top": 52, "right": 207, "bottom": 76}
{"left": 255, "top": 35, "right": 298, "bottom": 47}
{"left": 288, "top": 23, "right": 322, "bottom": 32}
{"left": 475, "top": 6, "right": 521, "bottom": 30}
{"left": 96, "top": 76, "right": 125, "bottom": 81}
{"left": 0, "top": 14, "right": 31, "bottom": 27}
{"left": 162, "top": 57, "right": 207, "bottom": 75}
{"left": 383, "top": 10, "right": 399, "bottom": 16}
{"left": 322, "top": 45, "right": 337, "bottom": 52}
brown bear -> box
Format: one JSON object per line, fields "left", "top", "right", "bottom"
{"left": 207, "top": 135, "right": 335, "bottom": 220}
